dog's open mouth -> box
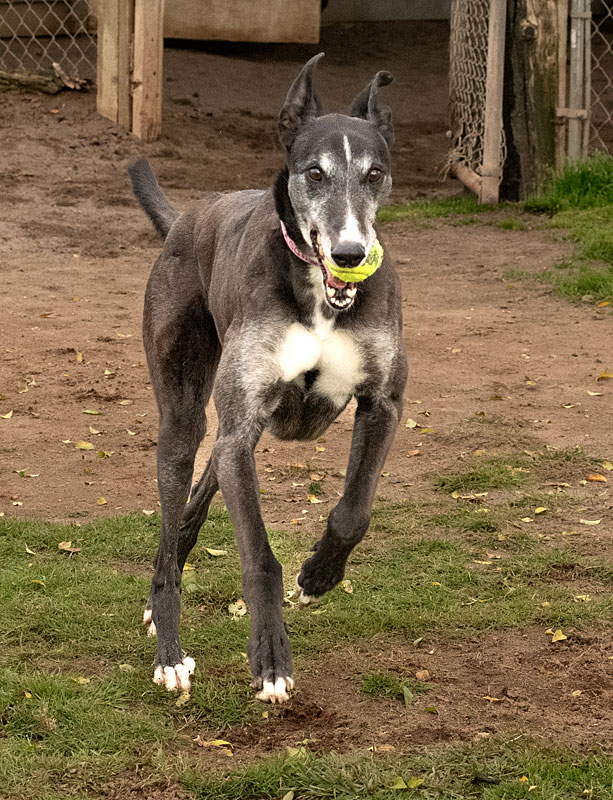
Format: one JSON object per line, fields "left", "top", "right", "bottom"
{"left": 311, "top": 230, "right": 357, "bottom": 311}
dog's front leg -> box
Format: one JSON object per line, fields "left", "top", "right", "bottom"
{"left": 297, "top": 393, "right": 401, "bottom": 603}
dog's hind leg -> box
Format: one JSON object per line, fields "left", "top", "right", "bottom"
{"left": 143, "top": 287, "right": 221, "bottom": 691}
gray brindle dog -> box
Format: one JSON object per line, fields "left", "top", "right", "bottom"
{"left": 128, "top": 53, "right": 407, "bottom": 703}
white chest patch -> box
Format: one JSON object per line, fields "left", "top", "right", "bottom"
{"left": 278, "top": 321, "right": 364, "bottom": 406}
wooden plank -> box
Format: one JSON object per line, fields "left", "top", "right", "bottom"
{"left": 164, "top": 0, "right": 319, "bottom": 44}
{"left": 556, "top": 0, "right": 568, "bottom": 169}
{"left": 96, "top": 0, "right": 133, "bottom": 128}
{"left": 132, "top": 0, "right": 164, "bottom": 142}
{"left": 567, "top": 0, "right": 586, "bottom": 161}
{"left": 480, "top": 0, "right": 507, "bottom": 204}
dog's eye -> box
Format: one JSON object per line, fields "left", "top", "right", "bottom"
{"left": 367, "top": 168, "right": 383, "bottom": 184}
{"left": 307, "top": 167, "right": 323, "bottom": 182}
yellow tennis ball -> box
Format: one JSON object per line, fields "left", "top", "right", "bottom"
{"left": 325, "top": 238, "right": 384, "bottom": 283}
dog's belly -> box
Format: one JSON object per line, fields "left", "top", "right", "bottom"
{"left": 266, "top": 323, "right": 364, "bottom": 441}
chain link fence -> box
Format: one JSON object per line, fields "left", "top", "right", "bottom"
{"left": 447, "top": 0, "right": 506, "bottom": 193}
{"left": 0, "top": 0, "right": 96, "bottom": 88}
{"left": 591, "top": 2, "right": 613, "bottom": 152}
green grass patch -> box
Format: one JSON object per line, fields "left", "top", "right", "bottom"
{"left": 1, "top": 495, "right": 612, "bottom": 797}
{"left": 434, "top": 456, "right": 530, "bottom": 494}
{"left": 378, "top": 195, "right": 492, "bottom": 223}
{"left": 498, "top": 217, "right": 527, "bottom": 231}
{"left": 360, "top": 671, "right": 434, "bottom": 704}
{"left": 181, "top": 739, "right": 613, "bottom": 800}
{"left": 525, "top": 152, "right": 613, "bottom": 214}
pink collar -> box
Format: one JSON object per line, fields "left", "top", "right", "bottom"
{"left": 280, "top": 220, "right": 318, "bottom": 265}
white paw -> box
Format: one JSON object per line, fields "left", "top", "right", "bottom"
{"left": 143, "top": 607, "right": 156, "bottom": 636}
{"left": 295, "top": 575, "right": 319, "bottom": 607}
{"left": 153, "top": 656, "right": 196, "bottom": 692}
{"left": 256, "top": 676, "right": 294, "bottom": 704}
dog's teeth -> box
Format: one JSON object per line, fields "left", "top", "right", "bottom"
{"left": 346, "top": 287, "right": 357, "bottom": 298}
{"left": 326, "top": 286, "right": 335, "bottom": 298}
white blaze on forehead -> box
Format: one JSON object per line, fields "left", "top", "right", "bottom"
{"left": 339, "top": 210, "right": 363, "bottom": 244}
{"left": 343, "top": 134, "right": 351, "bottom": 164}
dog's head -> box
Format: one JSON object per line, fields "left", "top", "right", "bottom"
{"left": 279, "top": 53, "right": 393, "bottom": 311}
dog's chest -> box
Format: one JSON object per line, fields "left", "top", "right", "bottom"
{"left": 278, "top": 321, "right": 364, "bottom": 405}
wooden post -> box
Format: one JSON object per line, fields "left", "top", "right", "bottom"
{"left": 567, "top": 0, "right": 587, "bottom": 161}
{"left": 582, "top": 1, "right": 591, "bottom": 157}
{"left": 501, "top": 0, "right": 561, "bottom": 199}
{"left": 132, "top": 0, "right": 165, "bottom": 142}
{"left": 556, "top": 0, "right": 568, "bottom": 169}
{"left": 96, "top": 0, "right": 133, "bottom": 129}
{"left": 480, "top": 0, "right": 507, "bottom": 204}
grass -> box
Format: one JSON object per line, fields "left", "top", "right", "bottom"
{"left": 181, "top": 739, "right": 613, "bottom": 799}
{"left": 1, "top": 440, "right": 612, "bottom": 797}
{"left": 378, "top": 195, "right": 492, "bottom": 223}
{"left": 360, "top": 671, "right": 434, "bottom": 703}
{"left": 523, "top": 154, "right": 613, "bottom": 303}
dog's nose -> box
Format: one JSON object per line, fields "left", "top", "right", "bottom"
{"left": 331, "top": 243, "right": 365, "bottom": 268}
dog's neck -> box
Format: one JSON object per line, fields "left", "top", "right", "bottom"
{"left": 273, "top": 167, "right": 311, "bottom": 255}
{"left": 273, "top": 166, "right": 335, "bottom": 327}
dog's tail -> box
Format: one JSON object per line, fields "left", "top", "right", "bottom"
{"left": 128, "top": 157, "right": 180, "bottom": 240}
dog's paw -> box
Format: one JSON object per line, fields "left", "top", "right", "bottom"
{"left": 143, "top": 606, "right": 157, "bottom": 637}
{"left": 254, "top": 675, "right": 294, "bottom": 704}
{"left": 153, "top": 656, "right": 195, "bottom": 692}
{"left": 295, "top": 574, "right": 321, "bottom": 607}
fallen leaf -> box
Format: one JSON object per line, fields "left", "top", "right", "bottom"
{"left": 588, "top": 473, "right": 607, "bottom": 483}
{"left": 420, "top": 427, "right": 434, "bottom": 434}
{"left": 597, "top": 370, "right": 613, "bottom": 381}
{"left": 88, "top": 426, "right": 101, "bottom": 435}
{"left": 406, "top": 777, "right": 424, "bottom": 789}
{"left": 205, "top": 548, "right": 227, "bottom": 557}
{"left": 598, "top": 300, "right": 611, "bottom": 307}
{"left": 119, "top": 663, "right": 135, "bottom": 672}
{"left": 378, "top": 744, "right": 396, "bottom": 752}
{"left": 83, "top": 409, "right": 102, "bottom": 415}
{"left": 587, "top": 390, "right": 602, "bottom": 396}
{"left": 551, "top": 629, "right": 568, "bottom": 643}
{"left": 431, "top": 581, "right": 441, "bottom": 586}
{"left": 315, "top": 445, "right": 325, "bottom": 452}
{"left": 391, "top": 776, "right": 407, "bottom": 790}
{"left": 402, "top": 686, "right": 413, "bottom": 708}
{"left": 127, "top": 429, "right": 137, "bottom": 436}
{"left": 228, "top": 599, "right": 247, "bottom": 618}
{"left": 579, "top": 519, "right": 601, "bottom": 525}
{"left": 98, "top": 450, "right": 113, "bottom": 458}
{"left": 407, "top": 449, "right": 421, "bottom": 457}
{"left": 96, "top": 497, "right": 107, "bottom": 505}
{"left": 142, "top": 509, "right": 155, "bottom": 516}
{"left": 425, "top": 705, "right": 438, "bottom": 714}
{"left": 76, "top": 351, "right": 83, "bottom": 363}
{"left": 118, "top": 399, "right": 132, "bottom": 405}
{"left": 281, "top": 792, "right": 295, "bottom": 800}
{"left": 483, "top": 695, "right": 502, "bottom": 703}
{"left": 1, "top": 410, "right": 14, "bottom": 419}
{"left": 415, "top": 669, "right": 430, "bottom": 681}
{"left": 71, "top": 676, "right": 90, "bottom": 684}
{"left": 74, "top": 441, "right": 94, "bottom": 450}
{"left": 602, "top": 461, "right": 613, "bottom": 471}
{"left": 307, "top": 494, "right": 323, "bottom": 504}
{"left": 571, "top": 689, "right": 583, "bottom": 697}
{"left": 534, "top": 507, "right": 548, "bottom": 514}
{"left": 30, "top": 579, "right": 46, "bottom": 587}
{"left": 25, "top": 544, "right": 37, "bottom": 555}
{"left": 574, "top": 594, "right": 591, "bottom": 602}
{"left": 309, "top": 472, "right": 324, "bottom": 481}
{"left": 520, "top": 517, "right": 533, "bottom": 523}
{"left": 518, "top": 776, "right": 529, "bottom": 783}
{"left": 175, "top": 692, "right": 190, "bottom": 707}
{"left": 342, "top": 579, "right": 353, "bottom": 594}
{"left": 13, "top": 500, "right": 23, "bottom": 506}
{"left": 405, "top": 418, "right": 418, "bottom": 429}
{"left": 58, "top": 541, "right": 81, "bottom": 553}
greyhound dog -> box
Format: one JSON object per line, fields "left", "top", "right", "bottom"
{"left": 128, "top": 53, "right": 407, "bottom": 703}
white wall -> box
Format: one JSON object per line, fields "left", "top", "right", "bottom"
{"left": 321, "top": 0, "right": 451, "bottom": 22}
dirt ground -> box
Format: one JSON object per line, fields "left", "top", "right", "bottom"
{"left": 1, "top": 21, "right": 613, "bottom": 778}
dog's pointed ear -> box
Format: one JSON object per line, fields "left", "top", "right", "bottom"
{"left": 278, "top": 53, "right": 325, "bottom": 151}
{"left": 350, "top": 70, "right": 394, "bottom": 146}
